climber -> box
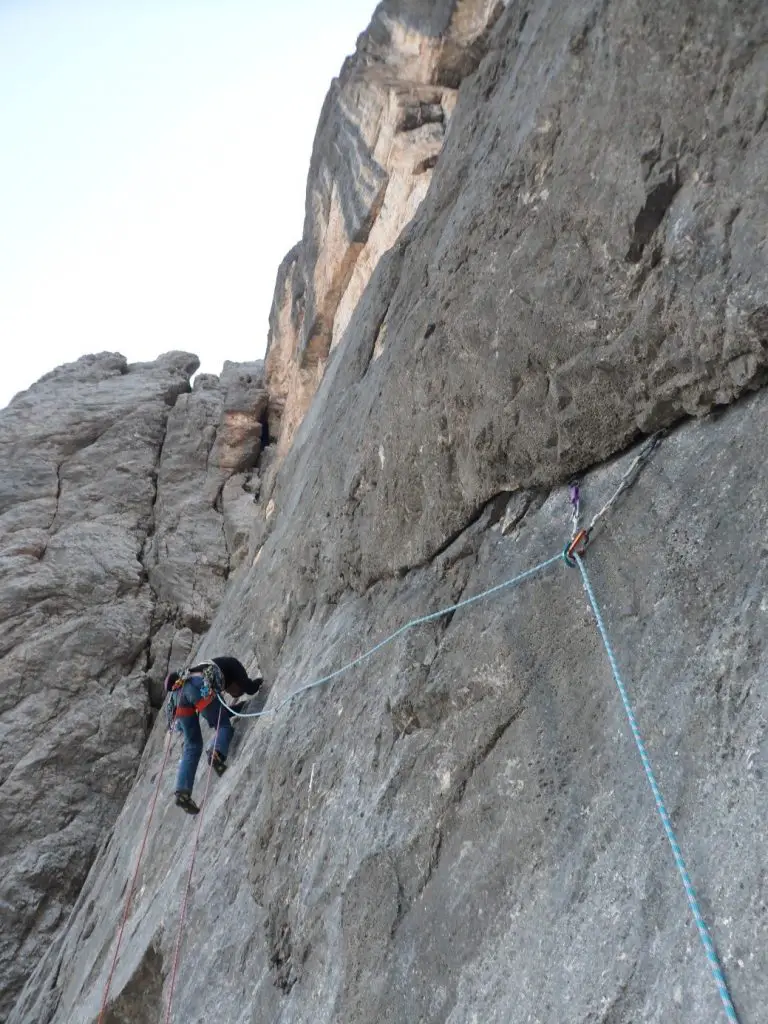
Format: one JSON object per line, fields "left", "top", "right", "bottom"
{"left": 165, "top": 656, "right": 263, "bottom": 814}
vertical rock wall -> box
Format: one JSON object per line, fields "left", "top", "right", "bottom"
{"left": 143, "top": 362, "right": 268, "bottom": 702}
{"left": 0, "top": 354, "right": 268, "bottom": 1016}
{"left": 5, "top": 1, "right": 768, "bottom": 1022}
{"left": 265, "top": 0, "right": 504, "bottom": 455}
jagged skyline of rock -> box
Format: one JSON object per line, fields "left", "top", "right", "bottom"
{"left": 0, "top": 352, "right": 270, "bottom": 1017}
{"left": 3, "top": 1, "right": 767, "bottom": 1021}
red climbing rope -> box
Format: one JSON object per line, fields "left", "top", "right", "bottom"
{"left": 98, "top": 732, "right": 173, "bottom": 1024}
{"left": 163, "top": 707, "right": 222, "bottom": 1024}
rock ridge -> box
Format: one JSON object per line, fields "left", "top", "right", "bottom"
{"left": 11, "top": 388, "right": 768, "bottom": 1024}
{"left": 264, "top": 0, "right": 505, "bottom": 455}
{"left": 0, "top": 353, "right": 269, "bottom": 1016}
{"left": 6, "top": 1, "right": 768, "bottom": 1021}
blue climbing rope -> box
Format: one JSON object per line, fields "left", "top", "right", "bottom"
{"left": 211, "top": 445, "right": 742, "bottom": 1019}
{"left": 575, "top": 554, "right": 740, "bottom": 1023}
{"left": 222, "top": 552, "right": 563, "bottom": 720}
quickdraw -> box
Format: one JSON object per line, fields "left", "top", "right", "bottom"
{"left": 563, "top": 527, "right": 590, "bottom": 566}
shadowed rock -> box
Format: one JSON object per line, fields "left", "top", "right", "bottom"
{"left": 265, "top": 0, "right": 505, "bottom": 455}
{"left": 0, "top": 354, "right": 267, "bottom": 1016}
{"left": 7, "top": 1, "right": 768, "bottom": 1022}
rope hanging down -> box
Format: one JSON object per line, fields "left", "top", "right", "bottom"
{"left": 108, "top": 429, "right": 738, "bottom": 1023}
{"left": 575, "top": 555, "right": 740, "bottom": 1023}
{"left": 164, "top": 705, "right": 223, "bottom": 1024}
{"left": 98, "top": 734, "right": 174, "bottom": 1023}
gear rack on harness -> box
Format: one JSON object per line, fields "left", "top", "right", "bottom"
{"left": 165, "top": 661, "right": 226, "bottom": 731}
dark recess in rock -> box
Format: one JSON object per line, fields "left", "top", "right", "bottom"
{"left": 6, "top": 1, "right": 768, "bottom": 1022}
{"left": 626, "top": 163, "right": 681, "bottom": 263}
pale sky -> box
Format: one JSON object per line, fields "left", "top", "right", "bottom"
{"left": 0, "top": 0, "right": 376, "bottom": 409}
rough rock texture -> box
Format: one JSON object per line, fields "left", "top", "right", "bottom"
{"left": 143, "top": 362, "right": 268, "bottom": 704}
{"left": 265, "top": 0, "right": 505, "bottom": 454}
{"left": 8, "top": 0, "right": 768, "bottom": 1022}
{"left": 261, "top": 0, "right": 768, "bottom": 597}
{"left": 0, "top": 355, "right": 267, "bottom": 1017}
{"left": 12, "top": 393, "right": 768, "bottom": 1024}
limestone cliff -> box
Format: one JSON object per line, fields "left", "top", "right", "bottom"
{"left": 0, "top": 354, "right": 268, "bottom": 1018}
{"left": 265, "top": 0, "right": 505, "bottom": 454}
{"left": 6, "top": 1, "right": 768, "bottom": 1022}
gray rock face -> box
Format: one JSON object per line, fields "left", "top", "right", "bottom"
{"left": 7, "top": 1, "right": 768, "bottom": 1022}
{"left": 259, "top": 0, "right": 768, "bottom": 603}
{"left": 143, "top": 361, "right": 268, "bottom": 702}
{"left": 0, "top": 355, "right": 267, "bottom": 1016}
{"left": 265, "top": 0, "right": 505, "bottom": 454}
{"left": 11, "top": 389, "right": 768, "bottom": 1024}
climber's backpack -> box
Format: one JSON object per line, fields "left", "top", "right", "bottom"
{"left": 164, "top": 661, "right": 226, "bottom": 731}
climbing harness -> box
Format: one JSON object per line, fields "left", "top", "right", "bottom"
{"left": 165, "top": 662, "right": 226, "bottom": 730}
{"left": 98, "top": 733, "right": 174, "bottom": 1024}
{"left": 164, "top": 704, "right": 223, "bottom": 1024}
{"left": 105, "top": 428, "right": 742, "bottom": 1022}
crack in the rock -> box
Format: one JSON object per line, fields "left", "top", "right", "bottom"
{"left": 393, "top": 696, "right": 529, "bottom": 929}
{"left": 138, "top": 399, "right": 176, "bottom": 699}
{"left": 211, "top": 475, "right": 232, "bottom": 582}
{"left": 450, "top": 699, "right": 525, "bottom": 810}
{"left": 323, "top": 485, "right": 540, "bottom": 634}
{"left": 412, "top": 822, "right": 444, "bottom": 906}
{"left": 427, "top": 501, "right": 492, "bottom": 566}
{"left": 363, "top": 295, "right": 394, "bottom": 377}
{"left": 219, "top": 499, "right": 232, "bottom": 584}
{"left": 432, "top": 547, "right": 480, "bottom": 639}
{"left": 719, "top": 202, "right": 743, "bottom": 325}
{"left": 478, "top": 698, "right": 529, "bottom": 774}
{"left": 626, "top": 162, "right": 681, "bottom": 263}
{"left": 203, "top": 413, "right": 219, "bottom": 478}
{"left": 723, "top": 204, "right": 741, "bottom": 265}
{"left": 51, "top": 461, "right": 62, "bottom": 533}
{"left": 39, "top": 461, "right": 63, "bottom": 562}
{"left": 360, "top": 489, "right": 526, "bottom": 597}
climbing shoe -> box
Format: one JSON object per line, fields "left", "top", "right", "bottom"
{"left": 175, "top": 791, "right": 200, "bottom": 815}
{"left": 207, "top": 749, "right": 228, "bottom": 777}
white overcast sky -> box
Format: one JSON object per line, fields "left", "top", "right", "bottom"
{"left": 0, "top": 0, "right": 376, "bottom": 409}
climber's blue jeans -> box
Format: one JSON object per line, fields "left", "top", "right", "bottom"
{"left": 174, "top": 700, "right": 235, "bottom": 794}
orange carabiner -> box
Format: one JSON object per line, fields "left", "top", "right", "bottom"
{"left": 566, "top": 528, "right": 589, "bottom": 561}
